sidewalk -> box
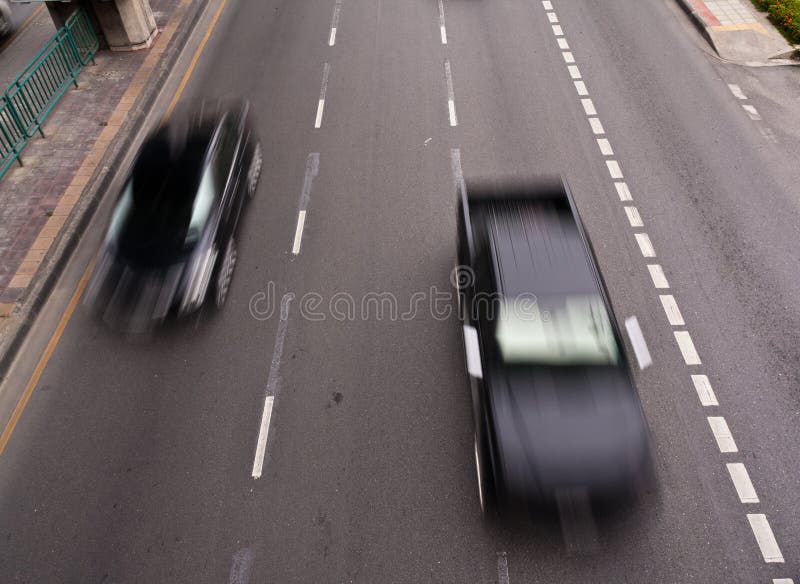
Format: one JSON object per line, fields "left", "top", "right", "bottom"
{"left": 0, "top": 0, "right": 208, "bottom": 372}
{"left": 679, "top": 0, "right": 797, "bottom": 61}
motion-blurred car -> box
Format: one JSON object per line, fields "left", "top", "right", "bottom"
{"left": 456, "top": 178, "right": 651, "bottom": 515}
{"left": 86, "top": 100, "right": 263, "bottom": 331}
{"left": 0, "top": 1, "right": 12, "bottom": 37}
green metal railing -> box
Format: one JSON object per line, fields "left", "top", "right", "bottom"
{"left": 0, "top": 8, "right": 98, "bottom": 180}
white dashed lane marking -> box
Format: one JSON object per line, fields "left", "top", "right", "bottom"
{"left": 773, "top": 579, "right": 795, "bottom": 584}
{"left": 328, "top": 0, "right": 342, "bottom": 46}
{"left": 708, "top": 416, "right": 738, "bottom": 453}
{"left": 674, "top": 331, "right": 701, "bottom": 365}
{"left": 581, "top": 98, "right": 596, "bottom": 116}
{"left": 615, "top": 181, "right": 632, "bottom": 201}
{"left": 691, "top": 374, "right": 718, "bottom": 406}
{"left": 647, "top": 264, "right": 669, "bottom": 288}
{"left": 542, "top": 0, "right": 553, "bottom": 9}
{"left": 497, "top": 552, "right": 510, "bottom": 584}
{"left": 726, "top": 463, "right": 759, "bottom": 503}
{"left": 588, "top": 117, "right": 604, "bottom": 134}
{"left": 547, "top": 12, "right": 559, "bottom": 23}
{"left": 728, "top": 83, "right": 747, "bottom": 100}
{"left": 557, "top": 37, "right": 569, "bottom": 50}
{"left": 552, "top": 24, "right": 563, "bottom": 36}
{"left": 747, "top": 514, "right": 784, "bottom": 563}
{"left": 623, "top": 206, "right": 643, "bottom": 227}
{"left": 659, "top": 294, "right": 684, "bottom": 326}
{"left": 634, "top": 233, "right": 655, "bottom": 257}
{"left": 606, "top": 160, "right": 623, "bottom": 179}
{"left": 291, "top": 153, "right": 320, "bottom": 256}
{"left": 252, "top": 294, "right": 294, "bottom": 478}
{"left": 314, "top": 63, "right": 330, "bottom": 128}
{"left": 562, "top": 51, "right": 575, "bottom": 64}
{"left": 567, "top": 65, "right": 581, "bottom": 79}
{"left": 742, "top": 104, "right": 761, "bottom": 120}
{"left": 597, "top": 138, "right": 613, "bottom": 156}
{"left": 438, "top": 0, "right": 448, "bottom": 44}
{"left": 574, "top": 80, "right": 588, "bottom": 95}
{"left": 445, "top": 59, "right": 458, "bottom": 126}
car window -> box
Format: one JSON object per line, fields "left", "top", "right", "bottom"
{"left": 495, "top": 295, "right": 619, "bottom": 365}
{"left": 185, "top": 162, "right": 218, "bottom": 245}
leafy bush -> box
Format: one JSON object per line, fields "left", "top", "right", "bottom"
{"left": 751, "top": 0, "right": 800, "bottom": 44}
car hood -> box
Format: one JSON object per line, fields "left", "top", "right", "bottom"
{"left": 488, "top": 364, "right": 649, "bottom": 498}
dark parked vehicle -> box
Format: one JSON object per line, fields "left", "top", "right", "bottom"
{"left": 456, "top": 177, "right": 651, "bottom": 516}
{"left": 86, "top": 100, "right": 263, "bottom": 331}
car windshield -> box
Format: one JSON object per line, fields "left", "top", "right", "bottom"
{"left": 495, "top": 295, "right": 620, "bottom": 365}
{"left": 110, "top": 130, "right": 213, "bottom": 266}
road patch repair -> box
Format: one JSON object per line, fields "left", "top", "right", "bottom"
{"left": 678, "top": 0, "right": 797, "bottom": 62}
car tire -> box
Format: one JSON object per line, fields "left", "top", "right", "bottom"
{"left": 474, "top": 432, "right": 497, "bottom": 519}
{"left": 247, "top": 142, "right": 263, "bottom": 199}
{"left": 214, "top": 237, "right": 237, "bottom": 308}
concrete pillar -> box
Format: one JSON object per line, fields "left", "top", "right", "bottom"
{"left": 46, "top": 0, "right": 157, "bottom": 52}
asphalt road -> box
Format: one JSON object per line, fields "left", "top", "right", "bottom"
{"left": 2, "top": 0, "right": 800, "bottom": 582}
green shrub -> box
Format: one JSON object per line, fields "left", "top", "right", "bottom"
{"left": 750, "top": 0, "right": 800, "bottom": 45}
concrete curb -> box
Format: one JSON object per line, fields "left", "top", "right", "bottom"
{"left": 0, "top": 0, "right": 210, "bottom": 379}
{"left": 675, "top": 0, "right": 797, "bottom": 62}
{"left": 676, "top": 0, "right": 718, "bottom": 47}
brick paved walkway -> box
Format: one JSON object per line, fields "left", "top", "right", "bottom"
{"left": 0, "top": 0, "right": 180, "bottom": 310}
{"left": 704, "top": 0, "right": 758, "bottom": 26}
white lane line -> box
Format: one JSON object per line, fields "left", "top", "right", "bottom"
{"left": 497, "top": 552, "right": 510, "bottom": 584}
{"left": 708, "top": 416, "right": 737, "bottom": 453}
{"left": 252, "top": 294, "right": 294, "bottom": 478}
{"left": 647, "top": 263, "right": 669, "bottom": 288}
{"left": 659, "top": 294, "right": 685, "bottom": 326}
{"left": 624, "top": 206, "right": 643, "bottom": 227}
{"left": 328, "top": 0, "right": 342, "bottom": 46}
{"left": 747, "top": 514, "right": 784, "bottom": 563}
{"left": 743, "top": 104, "right": 761, "bottom": 120}
{"left": 291, "top": 211, "right": 307, "bottom": 255}
{"left": 552, "top": 24, "right": 563, "bottom": 35}
{"left": 314, "top": 63, "right": 330, "bottom": 128}
{"left": 606, "top": 160, "right": 623, "bottom": 179}
{"left": 451, "top": 148, "right": 466, "bottom": 199}
{"left": 292, "top": 153, "right": 320, "bottom": 255}
{"left": 727, "top": 463, "right": 759, "bottom": 503}
{"left": 625, "top": 316, "right": 652, "bottom": 370}
{"left": 574, "top": 80, "right": 588, "bottom": 96}
{"left": 615, "top": 181, "right": 632, "bottom": 201}
{"left": 634, "top": 233, "right": 655, "bottom": 257}
{"left": 547, "top": 12, "right": 559, "bottom": 23}
{"left": 445, "top": 59, "right": 458, "bottom": 126}
{"left": 675, "top": 330, "right": 701, "bottom": 364}
{"left": 597, "top": 138, "right": 613, "bottom": 156}
{"left": 438, "top": 0, "right": 447, "bottom": 44}
{"left": 567, "top": 65, "right": 581, "bottom": 79}
{"left": 581, "top": 98, "right": 596, "bottom": 116}
{"left": 557, "top": 37, "right": 569, "bottom": 50}
{"left": 588, "top": 117, "right": 604, "bottom": 134}
{"left": 229, "top": 548, "right": 254, "bottom": 584}
{"left": 691, "top": 374, "right": 719, "bottom": 406}
{"left": 728, "top": 83, "right": 747, "bottom": 100}
{"left": 562, "top": 51, "right": 576, "bottom": 63}
{"left": 542, "top": 0, "right": 553, "bottom": 9}
{"left": 773, "top": 579, "right": 795, "bottom": 583}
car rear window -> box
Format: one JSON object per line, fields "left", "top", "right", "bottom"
{"left": 495, "top": 295, "right": 620, "bottom": 365}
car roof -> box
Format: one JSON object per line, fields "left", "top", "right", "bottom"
{"left": 485, "top": 200, "right": 598, "bottom": 298}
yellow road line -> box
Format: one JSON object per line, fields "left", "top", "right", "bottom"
{"left": 0, "top": 0, "right": 228, "bottom": 456}
{"left": 0, "top": 255, "right": 95, "bottom": 455}
{"left": 164, "top": 0, "right": 230, "bottom": 120}
{"left": 0, "top": 4, "right": 44, "bottom": 54}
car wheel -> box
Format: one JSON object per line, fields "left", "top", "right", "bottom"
{"left": 247, "top": 142, "right": 263, "bottom": 198}
{"left": 474, "top": 432, "right": 497, "bottom": 519}
{"left": 214, "top": 237, "right": 237, "bottom": 308}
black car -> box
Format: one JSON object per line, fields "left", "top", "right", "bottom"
{"left": 456, "top": 178, "right": 651, "bottom": 515}
{"left": 86, "top": 100, "right": 263, "bottom": 331}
